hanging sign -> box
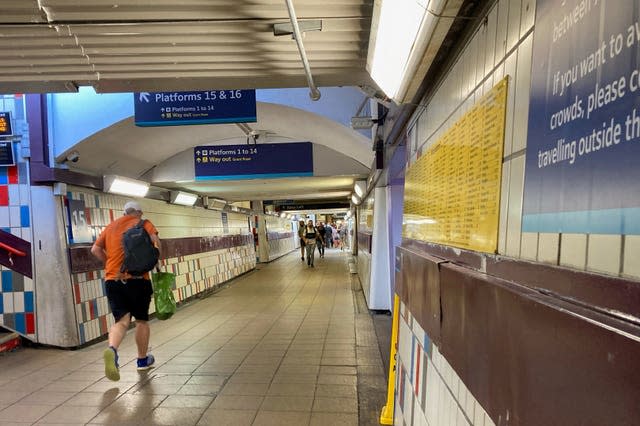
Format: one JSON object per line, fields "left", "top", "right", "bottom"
{"left": 134, "top": 90, "right": 256, "bottom": 127}
{"left": 194, "top": 142, "right": 313, "bottom": 180}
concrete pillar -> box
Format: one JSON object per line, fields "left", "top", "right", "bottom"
{"left": 250, "top": 201, "right": 269, "bottom": 263}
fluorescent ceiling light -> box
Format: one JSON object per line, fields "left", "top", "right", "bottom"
{"left": 367, "top": 0, "right": 431, "bottom": 101}
{"left": 170, "top": 191, "right": 198, "bottom": 206}
{"left": 351, "top": 194, "right": 361, "bottom": 205}
{"left": 103, "top": 175, "right": 149, "bottom": 198}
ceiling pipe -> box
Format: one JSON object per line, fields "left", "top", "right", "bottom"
{"left": 284, "top": 0, "right": 321, "bottom": 101}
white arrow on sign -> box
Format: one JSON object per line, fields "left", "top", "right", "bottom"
{"left": 139, "top": 92, "right": 150, "bottom": 102}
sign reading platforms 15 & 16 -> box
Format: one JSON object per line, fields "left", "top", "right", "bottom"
{"left": 134, "top": 90, "right": 256, "bottom": 127}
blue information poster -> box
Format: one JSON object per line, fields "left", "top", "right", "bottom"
{"left": 194, "top": 142, "right": 313, "bottom": 180}
{"left": 523, "top": 0, "right": 640, "bottom": 234}
{"left": 134, "top": 90, "right": 256, "bottom": 127}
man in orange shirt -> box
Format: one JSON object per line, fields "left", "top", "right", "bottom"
{"left": 91, "top": 200, "right": 161, "bottom": 381}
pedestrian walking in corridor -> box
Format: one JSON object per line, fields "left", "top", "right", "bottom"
{"left": 304, "top": 219, "right": 318, "bottom": 267}
{"left": 91, "top": 200, "right": 161, "bottom": 381}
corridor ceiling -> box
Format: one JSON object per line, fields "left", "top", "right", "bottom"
{"left": 0, "top": 0, "right": 376, "bottom": 95}
{"left": 3, "top": 0, "right": 472, "bottom": 207}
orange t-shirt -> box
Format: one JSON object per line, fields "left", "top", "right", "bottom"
{"left": 95, "top": 215, "right": 159, "bottom": 280}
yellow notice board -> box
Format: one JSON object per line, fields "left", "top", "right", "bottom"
{"left": 403, "top": 77, "right": 508, "bottom": 253}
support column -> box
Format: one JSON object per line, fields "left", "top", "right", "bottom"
{"left": 250, "top": 201, "right": 269, "bottom": 263}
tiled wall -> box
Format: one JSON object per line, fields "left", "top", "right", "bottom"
{"left": 64, "top": 188, "right": 256, "bottom": 345}
{"left": 265, "top": 216, "right": 296, "bottom": 260}
{"left": 395, "top": 301, "right": 495, "bottom": 426}
{"left": 0, "top": 94, "right": 35, "bottom": 340}
{"left": 400, "top": 0, "right": 537, "bottom": 423}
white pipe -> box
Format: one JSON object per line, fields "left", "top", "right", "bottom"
{"left": 284, "top": 0, "right": 321, "bottom": 101}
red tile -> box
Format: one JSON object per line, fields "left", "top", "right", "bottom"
{"left": 74, "top": 283, "right": 81, "bottom": 304}
{"left": 109, "top": 209, "right": 114, "bottom": 221}
{"left": 84, "top": 208, "right": 92, "bottom": 225}
{"left": 89, "top": 300, "right": 95, "bottom": 319}
{"left": 7, "top": 166, "right": 18, "bottom": 184}
{"left": 26, "top": 313, "right": 35, "bottom": 334}
{"left": 0, "top": 186, "right": 8, "bottom": 206}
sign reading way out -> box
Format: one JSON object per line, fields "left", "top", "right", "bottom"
{"left": 194, "top": 142, "right": 313, "bottom": 180}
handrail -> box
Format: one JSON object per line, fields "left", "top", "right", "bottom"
{"left": 0, "top": 241, "right": 26, "bottom": 257}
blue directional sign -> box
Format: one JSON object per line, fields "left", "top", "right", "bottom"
{"left": 134, "top": 90, "right": 256, "bottom": 127}
{"left": 194, "top": 142, "right": 313, "bottom": 180}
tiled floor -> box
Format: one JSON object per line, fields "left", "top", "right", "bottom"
{"left": 0, "top": 248, "right": 388, "bottom": 425}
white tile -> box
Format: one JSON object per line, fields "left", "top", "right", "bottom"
{"left": 484, "top": 6, "right": 498, "bottom": 75}
{"left": 474, "top": 25, "right": 487, "bottom": 86}
{"left": 587, "top": 234, "right": 622, "bottom": 275}
{"left": 458, "top": 407, "right": 470, "bottom": 426}
{"left": 512, "top": 33, "right": 533, "bottom": 153}
{"left": 8, "top": 206, "right": 20, "bottom": 227}
{"left": 484, "top": 411, "right": 496, "bottom": 426}
{"left": 520, "top": 232, "right": 538, "bottom": 260}
{"left": 495, "top": 0, "right": 509, "bottom": 61}
{"left": 23, "top": 277, "right": 33, "bottom": 291}
{"left": 623, "top": 235, "right": 640, "bottom": 279}
{"left": 538, "top": 233, "right": 560, "bottom": 264}
{"left": 3, "top": 291, "right": 14, "bottom": 313}
{"left": 8, "top": 185, "right": 19, "bottom": 206}
{"left": 506, "top": 0, "right": 522, "bottom": 52}
{"left": 560, "top": 234, "right": 587, "bottom": 270}
{"left": 473, "top": 400, "right": 486, "bottom": 426}
{"left": 465, "top": 383, "right": 476, "bottom": 422}
{"left": 520, "top": 0, "right": 536, "bottom": 37}
{"left": 503, "top": 51, "right": 518, "bottom": 157}
{"left": 505, "top": 156, "right": 525, "bottom": 257}
{"left": 13, "top": 292, "right": 24, "bottom": 312}
{"left": 498, "top": 161, "right": 510, "bottom": 255}
{"left": 21, "top": 227, "right": 31, "bottom": 242}
{"left": 0, "top": 207, "right": 10, "bottom": 227}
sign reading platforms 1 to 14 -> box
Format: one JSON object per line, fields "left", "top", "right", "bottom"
{"left": 194, "top": 142, "right": 313, "bottom": 180}
{"left": 134, "top": 90, "right": 256, "bottom": 127}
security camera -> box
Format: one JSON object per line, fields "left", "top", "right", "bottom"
{"left": 66, "top": 151, "right": 79, "bottom": 163}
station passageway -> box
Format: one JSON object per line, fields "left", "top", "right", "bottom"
{"left": 0, "top": 248, "right": 389, "bottom": 426}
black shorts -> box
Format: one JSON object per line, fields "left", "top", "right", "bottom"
{"left": 300, "top": 237, "right": 306, "bottom": 247}
{"left": 105, "top": 279, "right": 153, "bottom": 322}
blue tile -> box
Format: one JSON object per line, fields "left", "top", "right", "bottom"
{"left": 14, "top": 312, "right": 25, "bottom": 333}
{"left": 0, "top": 170, "right": 7, "bottom": 185}
{"left": 20, "top": 205, "right": 29, "bottom": 227}
{"left": 24, "top": 291, "right": 34, "bottom": 312}
{"left": 1, "top": 270, "right": 12, "bottom": 292}
{"left": 0, "top": 293, "right": 3, "bottom": 313}
{"left": 79, "top": 323, "right": 85, "bottom": 344}
{"left": 95, "top": 195, "right": 100, "bottom": 208}
{"left": 2, "top": 227, "right": 9, "bottom": 233}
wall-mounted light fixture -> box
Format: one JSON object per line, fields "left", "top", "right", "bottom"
{"left": 103, "top": 175, "right": 149, "bottom": 198}
{"left": 351, "top": 194, "right": 361, "bottom": 205}
{"left": 170, "top": 191, "right": 198, "bottom": 206}
{"left": 204, "top": 196, "right": 227, "bottom": 210}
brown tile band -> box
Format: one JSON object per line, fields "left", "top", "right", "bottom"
{"left": 69, "top": 234, "right": 253, "bottom": 274}
{"left": 266, "top": 231, "right": 294, "bottom": 240}
{"left": 397, "top": 239, "right": 640, "bottom": 425}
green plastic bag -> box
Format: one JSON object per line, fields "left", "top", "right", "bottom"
{"left": 152, "top": 272, "right": 177, "bottom": 320}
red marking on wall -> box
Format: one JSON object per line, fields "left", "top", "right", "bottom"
{"left": 25, "top": 313, "right": 35, "bottom": 334}
{"left": 7, "top": 166, "right": 18, "bottom": 184}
